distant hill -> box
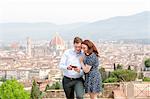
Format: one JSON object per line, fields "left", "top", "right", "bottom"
{"left": 0, "top": 11, "right": 149, "bottom": 41}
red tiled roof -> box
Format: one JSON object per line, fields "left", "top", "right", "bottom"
{"left": 50, "top": 34, "right": 65, "bottom": 46}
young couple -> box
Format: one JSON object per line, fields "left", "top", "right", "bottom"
{"left": 59, "top": 37, "right": 102, "bottom": 99}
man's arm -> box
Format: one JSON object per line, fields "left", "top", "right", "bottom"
{"left": 79, "top": 69, "right": 84, "bottom": 76}
{"left": 59, "top": 51, "right": 68, "bottom": 70}
{"left": 74, "top": 67, "right": 84, "bottom": 76}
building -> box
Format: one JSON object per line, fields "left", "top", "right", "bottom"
{"left": 26, "top": 37, "right": 32, "bottom": 58}
{"left": 49, "top": 33, "right": 65, "bottom": 56}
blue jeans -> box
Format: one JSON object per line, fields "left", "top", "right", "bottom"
{"left": 62, "top": 76, "right": 84, "bottom": 99}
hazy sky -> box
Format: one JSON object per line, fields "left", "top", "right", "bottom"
{"left": 0, "top": 0, "right": 149, "bottom": 24}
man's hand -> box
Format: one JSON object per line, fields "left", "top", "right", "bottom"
{"left": 74, "top": 67, "right": 81, "bottom": 73}
{"left": 67, "top": 65, "right": 73, "bottom": 70}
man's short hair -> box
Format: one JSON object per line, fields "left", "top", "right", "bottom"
{"left": 73, "top": 37, "right": 82, "bottom": 44}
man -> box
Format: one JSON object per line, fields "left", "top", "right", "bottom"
{"left": 59, "top": 37, "right": 84, "bottom": 99}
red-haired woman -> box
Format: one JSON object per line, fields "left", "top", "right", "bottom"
{"left": 80, "top": 40, "right": 102, "bottom": 99}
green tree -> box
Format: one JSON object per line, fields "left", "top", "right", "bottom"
{"left": 138, "top": 72, "right": 144, "bottom": 79}
{"left": 117, "top": 64, "right": 123, "bottom": 69}
{"left": 108, "top": 71, "right": 111, "bottom": 78}
{"left": 30, "top": 80, "right": 43, "bottom": 99}
{"left": 0, "top": 79, "right": 30, "bottom": 99}
{"left": 144, "top": 58, "right": 150, "bottom": 68}
{"left": 99, "top": 67, "right": 107, "bottom": 82}
{"left": 0, "top": 77, "right": 6, "bottom": 82}
{"left": 128, "top": 65, "right": 131, "bottom": 70}
{"left": 113, "top": 63, "right": 116, "bottom": 70}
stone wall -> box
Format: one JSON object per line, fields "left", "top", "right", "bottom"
{"left": 43, "top": 83, "right": 120, "bottom": 98}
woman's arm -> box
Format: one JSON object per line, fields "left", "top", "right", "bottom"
{"left": 80, "top": 62, "right": 92, "bottom": 73}
{"left": 80, "top": 57, "right": 92, "bottom": 73}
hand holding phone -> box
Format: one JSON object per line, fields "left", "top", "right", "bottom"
{"left": 73, "top": 66, "right": 81, "bottom": 73}
{"left": 71, "top": 65, "right": 77, "bottom": 68}
{"left": 67, "top": 65, "right": 73, "bottom": 70}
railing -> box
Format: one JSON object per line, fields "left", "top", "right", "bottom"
{"left": 119, "top": 82, "right": 150, "bottom": 98}
{"left": 134, "top": 83, "right": 150, "bottom": 98}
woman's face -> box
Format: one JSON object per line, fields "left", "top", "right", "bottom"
{"left": 82, "top": 44, "right": 88, "bottom": 53}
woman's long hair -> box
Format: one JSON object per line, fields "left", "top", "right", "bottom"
{"left": 81, "top": 40, "right": 99, "bottom": 57}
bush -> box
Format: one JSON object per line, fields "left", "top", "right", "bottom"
{"left": 104, "top": 69, "right": 137, "bottom": 83}
{"left": 110, "top": 69, "right": 137, "bottom": 82}
{"left": 0, "top": 79, "right": 30, "bottom": 99}
{"left": 144, "top": 58, "right": 150, "bottom": 68}
{"left": 104, "top": 77, "right": 118, "bottom": 83}
{"left": 45, "top": 82, "right": 62, "bottom": 91}
{"left": 143, "top": 77, "right": 150, "bottom": 82}
{"left": 55, "top": 82, "right": 61, "bottom": 89}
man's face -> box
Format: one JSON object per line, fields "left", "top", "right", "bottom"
{"left": 74, "top": 43, "right": 82, "bottom": 53}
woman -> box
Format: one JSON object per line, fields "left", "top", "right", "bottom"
{"left": 80, "top": 40, "right": 102, "bottom": 99}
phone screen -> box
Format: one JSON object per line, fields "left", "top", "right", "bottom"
{"left": 71, "top": 65, "right": 77, "bottom": 68}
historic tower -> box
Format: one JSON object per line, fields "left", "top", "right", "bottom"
{"left": 26, "top": 37, "right": 32, "bottom": 57}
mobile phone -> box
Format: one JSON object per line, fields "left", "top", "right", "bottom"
{"left": 71, "top": 65, "right": 77, "bottom": 68}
